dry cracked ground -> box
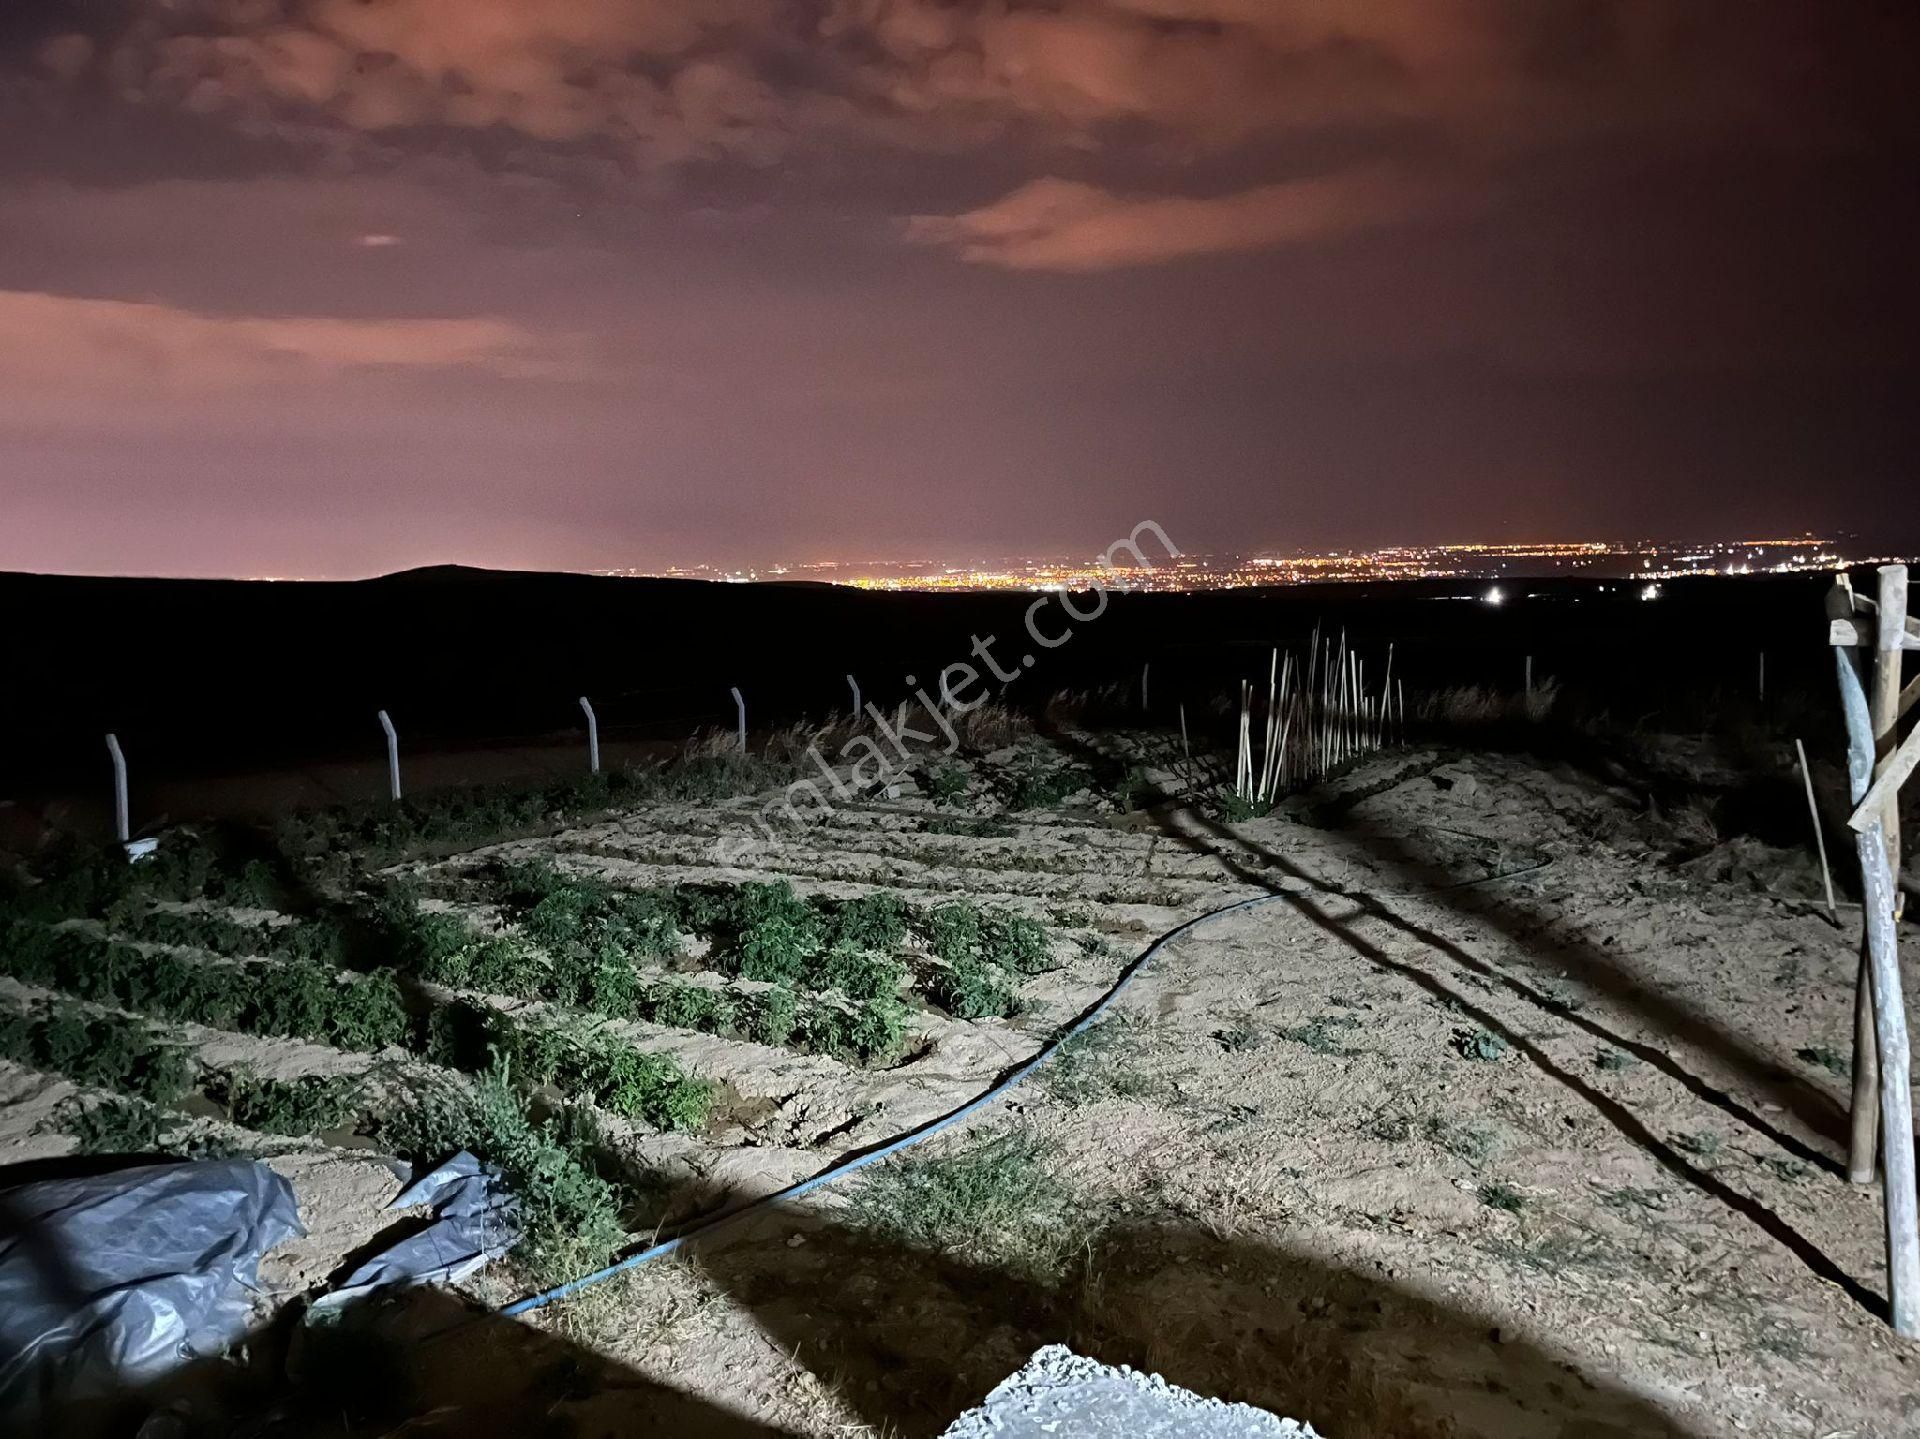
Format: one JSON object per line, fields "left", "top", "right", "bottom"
{"left": 6, "top": 731, "right": 1918, "bottom": 1437}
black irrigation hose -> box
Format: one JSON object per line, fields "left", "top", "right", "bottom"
{"left": 499, "top": 858, "right": 1559, "bottom": 1316}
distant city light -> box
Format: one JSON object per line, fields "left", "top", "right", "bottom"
{"left": 582, "top": 533, "right": 1893, "bottom": 594}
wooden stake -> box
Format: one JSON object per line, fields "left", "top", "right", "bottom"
{"left": 1859, "top": 816, "right": 1920, "bottom": 1337}
{"left": 1795, "top": 737, "right": 1836, "bottom": 918}
{"left": 1869, "top": 566, "right": 1907, "bottom": 915}
{"left": 1179, "top": 702, "right": 1189, "bottom": 759}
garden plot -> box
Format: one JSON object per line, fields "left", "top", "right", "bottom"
{"left": 0, "top": 742, "right": 1254, "bottom": 1300}
{"left": 384, "top": 794, "right": 1258, "bottom": 1185}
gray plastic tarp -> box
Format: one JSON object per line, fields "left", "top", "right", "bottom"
{"left": 313, "top": 1150, "right": 519, "bottom": 1312}
{"left": 0, "top": 1158, "right": 302, "bottom": 1418}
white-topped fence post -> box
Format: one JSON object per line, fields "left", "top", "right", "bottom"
{"left": 104, "top": 733, "right": 129, "bottom": 844}
{"left": 578, "top": 696, "right": 600, "bottom": 774}
{"left": 730, "top": 687, "right": 746, "bottom": 753}
{"left": 377, "top": 710, "right": 401, "bottom": 801}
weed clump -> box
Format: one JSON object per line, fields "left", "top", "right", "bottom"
{"left": 1278, "top": 1014, "right": 1363, "bottom": 1057}
{"left": 852, "top": 1131, "right": 1087, "bottom": 1281}
{"left": 211, "top": 1073, "right": 364, "bottom": 1135}
{"left": 920, "top": 765, "right": 971, "bottom": 806}
{"left": 1451, "top": 1028, "right": 1509, "bottom": 1062}
{"left": 1479, "top": 1181, "right": 1528, "bottom": 1213}
{"left": 385, "top": 1068, "right": 632, "bottom": 1285}
{"left": 1794, "top": 1044, "right": 1848, "bottom": 1078}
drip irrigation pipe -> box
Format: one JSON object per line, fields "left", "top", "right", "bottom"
{"left": 498, "top": 857, "right": 1558, "bottom": 1318}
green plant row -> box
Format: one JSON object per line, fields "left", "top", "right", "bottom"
{"left": 0, "top": 994, "right": 194, "bottom": 1104}
{"left": 426, "top": 1000, "right": 713, "bottom": 1132}
{"left": 378, "top": 888, "right": 913, "bottom": 1064}
{"left": 1, "top": 916, "right": 722, "bottom": 1133}
{"left": 275, "top": 754, "right": 802, "bottom": 869}
{"left": 1, "top": 830, "right": 281, "bottom": 925}
{"left": 449, "top": 865, "right": 1050, "bottom": 1017}
{"left": 111, "top": 906, "right": 350, "bottom": 967}
{"left": 629, "top": 977, "right": 912, "bottom": 1066}
{"left": 0, "top": 920, "right": 410, "bottom": 1052}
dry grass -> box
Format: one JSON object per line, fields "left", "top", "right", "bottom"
{"left": 953, "top": 700, "right": 1031, "bottom": 752}
{"left": 1418, "top": 676, "right": 1560, "bottom": 729}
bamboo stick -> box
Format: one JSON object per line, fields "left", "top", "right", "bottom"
{"left": 1795, "top": 737, "right": 1837, "bottom": 918}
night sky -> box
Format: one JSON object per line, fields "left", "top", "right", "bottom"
{"left": 1, "top": 3, "right": 1914, "bottom": 578}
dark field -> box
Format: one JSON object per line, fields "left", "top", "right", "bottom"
{"left": 0, "top": 566, "right": 1844, "bottom": 832}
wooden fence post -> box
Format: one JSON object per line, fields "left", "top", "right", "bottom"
{"left": 846, "top": 674, "right": 861, "bottom": 719}
{"left": 1869, "top": 567, "right": 1907, "bottom": 918}
{"left": 730, "top": 687, "right": 746, "bottom": 753}
{"left": 1830, "top": 564, "right": 1918, "bottom": 1334}
{"left": 1858, "top": 816, "right": 1919, "bottom": 1337}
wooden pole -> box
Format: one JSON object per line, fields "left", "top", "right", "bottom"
{"left": 1795, "top": 737, "right": 1837, "bottom": 918}
{"left": 1859, "top": 816, "right": 1920, "bottom": 1337}
{"left": 1837, "top": 638, "right": 1881, "bottom": 1183}
{"left": 1870, "top": 566, "right": 1908, "bottom": 917}
{"left": 1832, "top": 565, "right": 1920, "bottom": 1331}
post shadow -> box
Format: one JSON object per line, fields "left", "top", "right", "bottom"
{"left": 1038, "top": 725, "right": 1882, "bottom": 1315}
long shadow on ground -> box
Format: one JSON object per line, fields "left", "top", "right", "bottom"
{"left": 687, "top": 1205, "right": 1702, "bottom": 1438}
{"left": 1048, "top": 727, "right": 1881, "bottom": 1317}
{"left": 96, "top": 1210, "right": 1701, "bottom": 1437}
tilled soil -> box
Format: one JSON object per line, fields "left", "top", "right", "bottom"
{"left": 7, "top": 735, "right": 1918, "bottom": 1437}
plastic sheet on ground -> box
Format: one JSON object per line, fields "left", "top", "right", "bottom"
{"left": 0, "top": 1158, "right": 302, "bottom": 1419}
{"left": 312, "top": 1151, "right": 520, "bottom": 1313}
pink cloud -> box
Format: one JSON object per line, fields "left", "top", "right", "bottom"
{"left": 906, "top": 171, "right": 1422, "bottom": 271}
{"left": 0, "top": 289, "right": 573, "bottom": 393}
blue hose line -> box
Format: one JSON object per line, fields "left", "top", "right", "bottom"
{"left": 497, "top": 889, "right": 1297, "bottom": 1318}
{"left": 497, "top": 854, "right": 1559, "bottom": 1318}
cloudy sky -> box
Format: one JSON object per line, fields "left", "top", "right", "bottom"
{"left": 1, "top": 2, "right": 1914, "bottom": 577}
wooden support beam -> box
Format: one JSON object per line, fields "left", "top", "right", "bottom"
{"left": 1858, "top": 817, "right": 1920, "bottom": 1337}
{"left": 1830, "top": 616, "right": 1920, "bottom": 648}
{"left": 1849, "top": 722, "right": 1920, "bottom": 832}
